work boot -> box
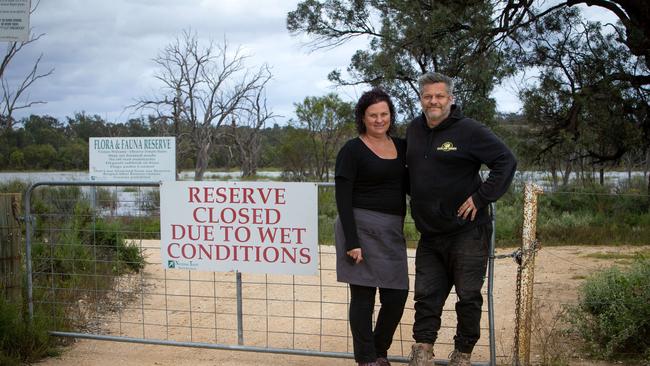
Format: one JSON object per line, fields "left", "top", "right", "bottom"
{"left": 448, "top": 349, "right": 471, "bottom": 366}
{"left": 376, "top": 357, "right": 391, "bottom": 366}
{"left": 408, "top": 343, "right": 434, "bottom": 366}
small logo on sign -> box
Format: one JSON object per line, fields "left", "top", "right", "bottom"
{"left": 167, "top": 260, "right": 176, "bottom": 269}
{"left": 436, "top": 142, "right": 457, "bottom": 152}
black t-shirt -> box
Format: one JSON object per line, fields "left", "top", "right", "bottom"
{"left": 334, "top": 137, "right": 407, "bottom": 250}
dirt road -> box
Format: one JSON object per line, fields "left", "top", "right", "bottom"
{"left": 36, "top": 245, "right": 647, "bottom": 366}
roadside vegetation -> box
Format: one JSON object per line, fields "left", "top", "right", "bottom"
{"left": 567, "top": 257, "right": 650, "bottom": 363}
{"left": 0, "top": 183, "right": 145, "bottom": 364}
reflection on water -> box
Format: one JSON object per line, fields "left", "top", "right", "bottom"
{"left": 1, "top": 170, "right": 645, "bottom": 216}
{"left": 0, "top": 170, "right": 283, "bottom": 184}
{"left": 0, "top": 171, "right": 284, "bottom": 216}
{"left": 0, "top": 169, "right": 644, "bottom": 190}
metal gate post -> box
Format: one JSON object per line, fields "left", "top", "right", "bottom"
{"left": 236, "top": 271, "right": 244, "bottom": 345}
{"left": 487, "top": 202, "right": 497, "bottom": 366}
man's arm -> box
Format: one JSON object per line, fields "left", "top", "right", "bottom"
{"left": 469, "top": 123, "right": 518, "bottom": 210}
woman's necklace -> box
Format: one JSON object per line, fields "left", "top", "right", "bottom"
{"left": 361, "top": 134, "right": 395, "bottom": 158}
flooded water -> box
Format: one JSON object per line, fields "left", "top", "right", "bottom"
{"left": 0, "top": 169, "right": 644, "bottom": 189}
{"left": 0, "top": 170, "right": 283, "bottom": 184}
{"left": 2, "top": 169, "right": 645, "bottom": 217}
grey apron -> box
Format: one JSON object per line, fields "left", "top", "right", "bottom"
{"left": 334, "top": 208, "right": 408, "bottom": 290}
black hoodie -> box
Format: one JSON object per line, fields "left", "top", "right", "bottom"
{"left": 406, "top": 105, "right": 517, "bottom": 238}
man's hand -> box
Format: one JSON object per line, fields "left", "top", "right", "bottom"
{"left": 347, "top": 248, "right": 363, "bottom": 264}
{"left": 457, "top": 196, "right": 477, "bottom": 221}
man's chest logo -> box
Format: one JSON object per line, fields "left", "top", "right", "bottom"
{"left": 436, "top": 141, "right": 457, "bottom": 152}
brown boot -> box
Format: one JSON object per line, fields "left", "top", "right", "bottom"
{"left": 448, "top": 349, "right": 471, "bottom": 366}
{"left": 408, "top": 343, "right": 434, "bottom": 366}
{"left": 376, "top": 357, "right": 391, "bottom": 366}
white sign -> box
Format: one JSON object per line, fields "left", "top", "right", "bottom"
{"left": 0, "top": 0, "right": 29, "bottom": 42}
{"left": 89, "top": 137, "right": 176, "bottom": 182}
{"left": 160, "top": 181, "right": 319, "bottom": 275}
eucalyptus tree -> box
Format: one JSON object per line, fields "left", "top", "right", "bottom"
{"left": 281, "top": 93, "right": 354, "bottom": 181}
{"left": 518, "top": 8, "right": 647, "bottom": 184}
{"left": 287, "top": 0, "right": 516, "bottom": 123}
{"left": 498, "top": 0, "right": 650, "bottom": 86}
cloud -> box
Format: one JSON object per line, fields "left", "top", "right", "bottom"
{"left": 10, "top": 0, "right": 365, "bottom": 123}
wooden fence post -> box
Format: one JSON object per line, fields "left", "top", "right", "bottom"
{"left": 0, "top": 193, "right": 22, "bottom": 303}
{"left": 513, "top": 183, "right": 543, "bottom": 366}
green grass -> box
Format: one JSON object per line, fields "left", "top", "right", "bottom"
{"left": 314, "top": 179, "right": 650, "bottom": 248}
{"left": 0, "top": 297, "right": 62, "bottom": 365}
{"left": 491, "top": 181, "right": 650, "bottom": 247}
{"left": 0, "top": 183, "right": 147, "bottom": 364}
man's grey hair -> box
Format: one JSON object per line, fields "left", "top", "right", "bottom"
{"left": 418, "top": 72, "right": 454, "bottom": 96}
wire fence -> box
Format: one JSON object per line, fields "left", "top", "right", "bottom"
{"left": 23, "top": 181, "right": 497, "bottom": 365}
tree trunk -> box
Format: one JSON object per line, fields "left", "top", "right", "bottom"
{"left": 0, "top": 194, "right": 21, "bottom": 303}
{"left": 562, "top": 160, "right": 572, "bottom": 187}
{"left": 643, "top": 148, "right": 650, "bottom": 181}
{"left": 241, "top": 156, "right": 256, "bottom": 178}
{"left": 599, "top": 167, "right": 605, "bottom": 186}
{"left": 195, "top": 142, "right": 211, "bottom": 181}
{"left": 549, "top": 161, "right": 558, "bottom": 191}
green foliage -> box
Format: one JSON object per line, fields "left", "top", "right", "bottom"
{"left": 318, "top": 185, "right": 336, "bottom": 244}
{"left": 493, "top": 181, "right": 650, "bottom": 247}
{"left": 518, "top": 8, "right": 646, "bottom": 169}
{"left": 567, "top": 259, "right": 650, "bottom": 361}
{"left": 0, "top": 298, "right": 60, "bottom": 365}
{"left": 314, "top": 179, "right": 649, "bottom": 248}
{"left": 287, "top": 0, "right": 513, "bottom": 122}
{"left": 21, "top": 189, "right": 146, "bottom": 338}
{"left": 22, "top": 144, "right": 57, "bottom": 169}
{"left": 0, "top": 113, "right": 170, "bottom": 171}
{"left": 280, "top": 94, "right": 355, "bottom": 181}
{"left": 8, "top": 150, "right": 24, "bottom": 168}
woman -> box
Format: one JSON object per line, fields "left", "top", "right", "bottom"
{"left": 334, "top": 87, "right": 409, "bottom": 366}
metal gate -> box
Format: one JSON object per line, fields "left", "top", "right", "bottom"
{"left": 23, "top": 181, "right": 497, "bottom": 365}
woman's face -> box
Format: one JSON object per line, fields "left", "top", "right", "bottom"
{"left": 362, "top": 101, "right": 391, "bottom": 137}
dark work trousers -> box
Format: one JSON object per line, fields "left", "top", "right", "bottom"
{"left": 349, "top": 284, "right": 409, "bottom": 362}
{"left": 412, "top": 224, "right": 491, "bottom": 353}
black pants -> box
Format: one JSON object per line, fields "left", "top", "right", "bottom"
{"left": 412, "top": 224, "right": 491, "bottom": 353}
{"left": 349, "top": 284, "right": 409, "bottom": 362}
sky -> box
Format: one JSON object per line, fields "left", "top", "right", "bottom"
{"left": 8, "top": 1, "right": 619, "bottom": 124}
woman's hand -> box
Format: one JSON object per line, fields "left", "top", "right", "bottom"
{"left": 347, "top": 248, "right": 363, "bottom": 264}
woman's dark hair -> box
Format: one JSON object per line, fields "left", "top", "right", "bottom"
{"left": 354, "top": 87, "right": 396, "bottom": 135}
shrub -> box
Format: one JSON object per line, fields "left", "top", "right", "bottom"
{"left": 567, "top": 258, "right": 650, "bottom": 362}
{"left": 0, "top": 298, "right": 59, "bottom": 365}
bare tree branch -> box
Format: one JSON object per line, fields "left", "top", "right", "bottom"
{"left": 130, "top": 30, "right": 272, "bottom": 180}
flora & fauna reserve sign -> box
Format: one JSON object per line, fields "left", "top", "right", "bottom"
{"left": 160, "top": 181, "right": 319, "bottom": 275}
{"left": 89, "top": 137, "right": 176, "bottom": 182}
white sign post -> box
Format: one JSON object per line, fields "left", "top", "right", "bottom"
{"left": 160, "top": 181, "right": 319, "bottom": 275}
{"left": 0, "top": 0, "right": 29, "bottom": 42}
{"left": 89, "top": 137, "right": 176, "bottom": 182}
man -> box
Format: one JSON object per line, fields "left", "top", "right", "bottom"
{"left": 406, "top": 72, "right": 517, "bottom": 366}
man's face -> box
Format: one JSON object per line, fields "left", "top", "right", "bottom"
{"left": 420, "top": 82, "right": 453, "bottom": 127}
